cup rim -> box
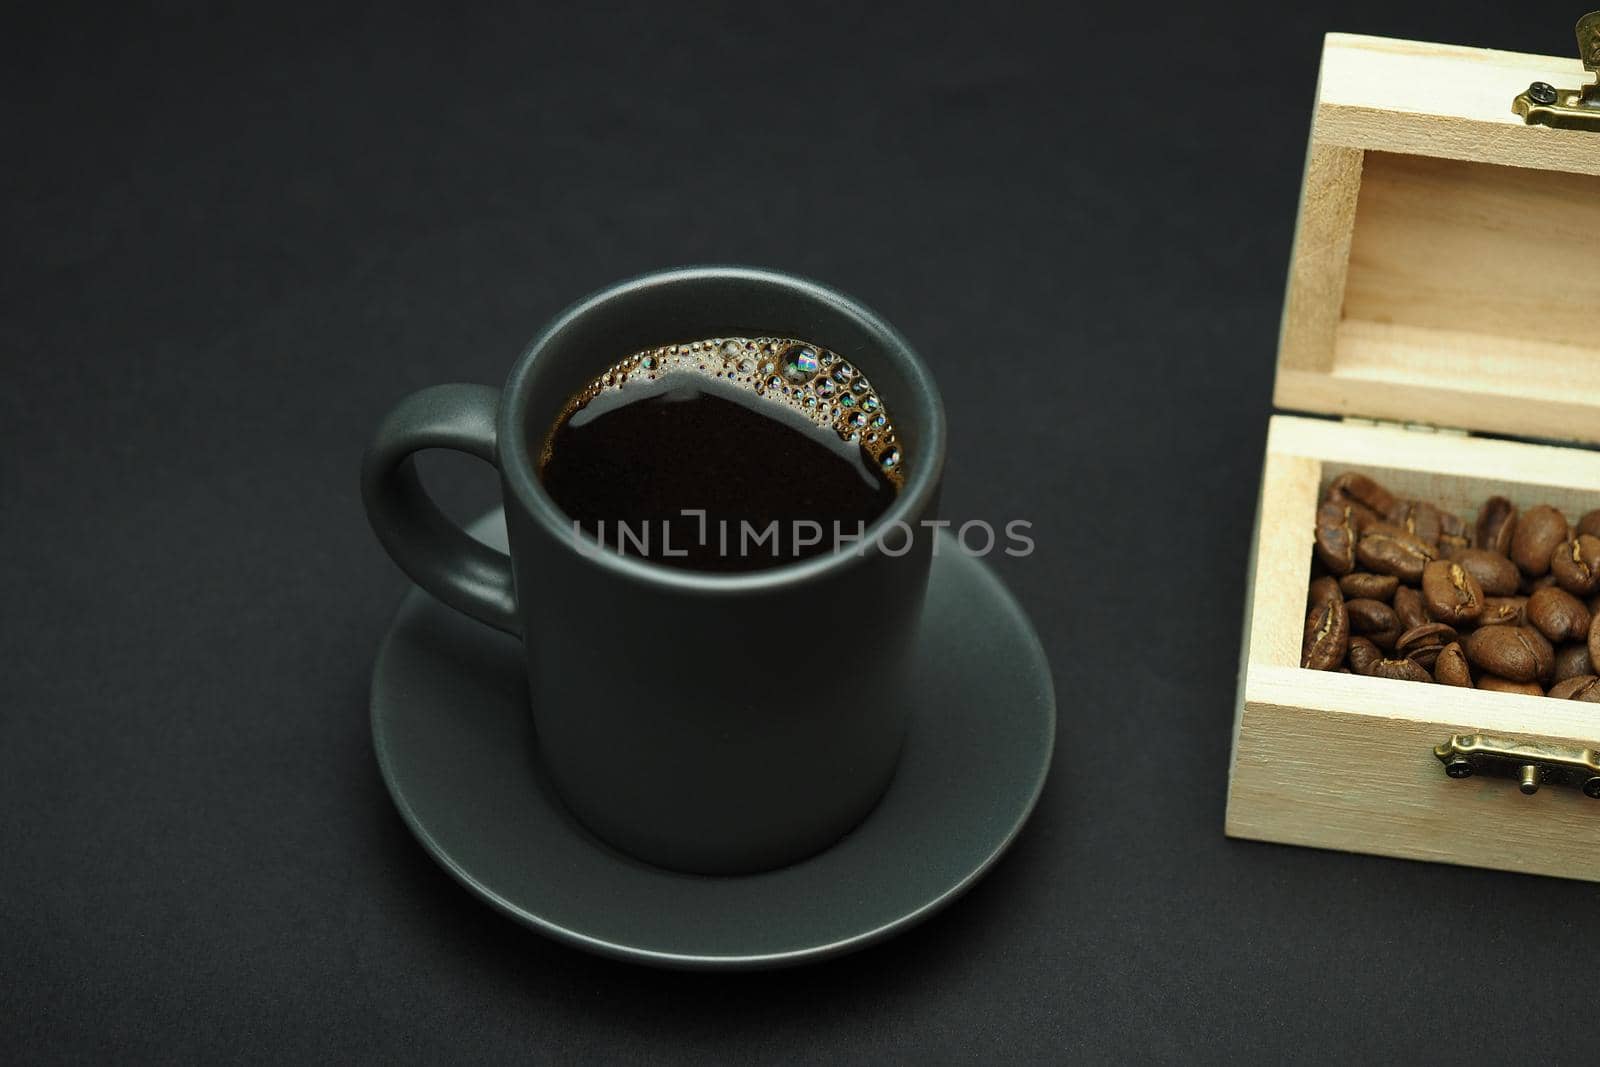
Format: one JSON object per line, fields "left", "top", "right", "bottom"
{"left": 498, "top": 265, "right": 947, "bottom": 595}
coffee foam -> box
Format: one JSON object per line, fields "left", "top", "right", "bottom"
{"left": 543, "top": 337, "right": 905, "bottom": 488}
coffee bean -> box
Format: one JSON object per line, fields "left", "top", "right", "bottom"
{"left": 1356, "top": 526, "right": 1437, "bottom": 583}
{"left": 1549, "top": 675, "right": 1600, "bottom": 702}
{"left": 1437, "top": 511, "right": 1471, "bottom": 553}
{"left": 1441, "top": 547, "right": 1520, "bottom": 597}
{"left": 1511, "top": 504, "right": 1567, "bottom": 577}
{"left": 1475, "top": 496, "right": 1518, "bottom": 556}
{"left": 1550, "top": 534, "right": 1600, "bottom": 596}
{"left": 1526, "top": 586, "right": 1592, "bottom": 644}
{"left": 1478, "top": 596, "right": 1527, "bottom": 628}
{"left": 1326, "top": 473, "right": 1395, "bottom": 526}
{"left": 1477, "top": 675, "right": 1544, "bottom": 697}
{"left": 1313, "top": 501, "right": 1359, "bottom": 575}
{"left": 1421, "top": 559, "right": 1484, "bottom": 625}
{"left": 1306, "top": 574, "right": 1339, "bottom": 606}
{"left": 1395, "top": 622, "right": 1457, "bottom": 670}
{"left": 1552, "top": 642, "right": 1594, "bottom": 683}
{"left": 1591, "top": 612, "right": 1599, "bottom": 675}
{"left": 1393, "top": 586, "right": 1429, "bottom": 631}
{"left": 1346, "top": 598, "right": 1401, "bottom": 650}
{"left": 1434, "top": 642, "right": 1473, "bottom": 687}
{"left": 1463, "top": 624, "right": 1554, "bottom": 684}
{"left": 1347, "top": 636, "right": 1432, "bottom": 682}
{"left": 1302, "top": 576, "right": 1348, "bottom": 671}
{"left": 1308, "top": 475, "right": 1600, "bottom": 705}
{"left": 1339, "top": 572, "right": 1398, "bottom": 602}
{"left": 1387, "top": 499, "right": 1447, "bottom": 547}
{"left": 1346, "top": 635, "right": 1379, "bottom": 673}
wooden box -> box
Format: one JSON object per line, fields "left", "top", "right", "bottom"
{"left": 1226, "top": 30, "right": 1600, "bottom": 881}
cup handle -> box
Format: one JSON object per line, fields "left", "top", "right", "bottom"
{"left": 361, "top": 383, "right": 519, "bottom": 636}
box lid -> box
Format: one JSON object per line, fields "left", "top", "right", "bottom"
{"left": 1273, "top": 29, "right": 1600, "bottom": 447}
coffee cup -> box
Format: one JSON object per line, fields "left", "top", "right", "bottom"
{"left": 362, "top": 266, "right": 947, "bottom": 874}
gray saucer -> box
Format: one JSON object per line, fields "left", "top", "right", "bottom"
{"left": 371, "top": 510, "right": 1056, "bottom": 970}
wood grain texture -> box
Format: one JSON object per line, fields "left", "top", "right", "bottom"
{"left": 1344, "top": 153, "right": 1600, "bottom": 353}
{"left": 1276, "top": 145, "right": 1364, "bottom": 374}
{"left": 1244, "top": 448, "right": 1321, "bottom": 671}
{"left": 1313, "top": 33, "right": 1600, "bottom": 177}
{"left": 1272, "top": 34, "right": 1600, "bottom": 447}
{"left": 1228, "top": 416, "right": 1600, "bottom": 882}
{"left": 1264, "top": 415, "right": 1600, "bottom": 506}
{"left": 1231, "top": 667, "right": 1600, "bottom": 881}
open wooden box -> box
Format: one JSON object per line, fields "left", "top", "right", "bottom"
{"left": 1226, "top": 31, "right": 1600, "bottom": 881}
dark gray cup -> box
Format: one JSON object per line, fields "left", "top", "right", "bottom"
{"left": 362, "top": 266, "right": 946, "bottom": 874}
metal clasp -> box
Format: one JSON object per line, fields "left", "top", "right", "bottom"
{"left": 1514, "top": 11, "right": 1600, "bottom": 131}
{"left": 1435, "top": 733, "right": 1600, "bottom": 798}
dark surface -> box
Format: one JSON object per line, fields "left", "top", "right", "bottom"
{"left": 3, "top": 2, "right": 1594, "bottom": 1061}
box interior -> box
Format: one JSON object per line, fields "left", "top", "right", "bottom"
{"left": 1255, "top": 424, "right": 1600, "bottom": 681}
{"left": 1330, "top": 151, "right": 1600, "bottom": 416}
{"left": 1293, "top": 456, "right": 1600, "bottom": 678}
{"left": 1244, "top": 417, "right": 1600, "bottom": 675}
{"left": 1275, "top": 133, "right": 1600, "bottom": 446}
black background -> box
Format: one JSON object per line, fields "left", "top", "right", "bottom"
{"left": 5, "top": 2, "right": 1596, "bottom": 1062}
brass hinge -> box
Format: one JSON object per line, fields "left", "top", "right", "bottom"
{"left": 1513, "top": 11, "right": 1600, "bottom": 131}
{"left": 1435, "top": 734, "right": 1600, "bottom": 798}
{"left": 1340, "top": 416, "right": 1469, "bottom": 438}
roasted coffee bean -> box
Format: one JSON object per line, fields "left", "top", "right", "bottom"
{"left": 1463, "top": 624, "right": 1554, "bottom": 684}
{"left": 1591, "top": 613, "right": 1600, "bottom": 675}
{"left": 1511, "top": 504, "right": 1568, "bottom": 577}
{"left": 1549, "top": 675, "right": 1600, "bottom": 702}
{"left": 1326, "top": 473, "right": 1394, "bottom": 526}
{"left": 1308, "top": 475, "right": 1600, "bottom": 704}
{"left": 1339, "top": 572, "right": 1398, "bottom": 602}
{"left": 1313, "top": 501, "right": 1359, "bottom": 575}
{"left": 1479, "top": 596, "right": 1527, "bottom": 628}
{"left": 1395, "top": 622, "right": 1456, "bottom": 670}
{"left": 1346, "top": 598, "right": 1401, "bottom": 650}
{"left": 1552, "top": 642, "right": 1594, "bottom": 684}
{"left": 1306, "top": 574, "right": 1340, "bottom": 607}
{"left": 1387, "top": 499, "right": 1447, "bottom": 547}
{"left": 1442, "top": 547, "right": 1520, "bottom": 597}
{"left": 1388, "top": 500, "right": 1468, "bottom": 550}
{"left": 1434, "top": 642, "right": 1473, "bottom": 687}
{"left": 1550, "top": 534, "right": 1600, "bottom": 597}
{"left": 1475, "top": 496, "right": 1518, "bottom": 556}
{"left": 1526, "top": 586, "right": 1592, "bottom": 644}
{"left": 1347, "top": 636, "right": 1433, "bottom": 682}
{"left": 1421, "top": 559, "right": 1484, "bottom": 625}
{"left": 1393, "top": 586, "right": 1429, "bottom": 631}
{"left": 1356, "top": 526, "right": 1437, "bottom": 583}
{"left": 1477, "top": 675, "right": 1544, "bottom": 697}
{"left": 1437, "top": 511, "right": 1471, "bottom": 553}
{"left": 1302, "top": 577, "right": 1348, "bottom": 671}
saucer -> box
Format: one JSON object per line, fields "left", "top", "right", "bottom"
{"left": 371, "top": 510, "right": 1056, "bottom": 970}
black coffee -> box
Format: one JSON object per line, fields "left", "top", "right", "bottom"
{"left": 537, "top": 337, "right": 905, "bottom": 572}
